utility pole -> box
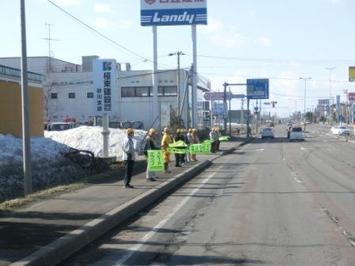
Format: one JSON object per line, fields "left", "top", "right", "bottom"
{"left": 229, "top": 88, "right": 232, "bottom": 135}
{"left": 247, "top": 98, "right": 250, "bottom": 138}
{"left": 20, "top": 0, "right": 32, "bottom": 195}
{"left": 326, "top": 67, "right": 335, "bottom": 124}
{"left": 299, "top": 77, "right": 312, "bottom": 131}
{"left": 223, "top": 82, "right": 228, "bottom": 133}
{"left": 169, "top": 51, "right": 185, "bottom": 121}
{"left": 241, "top": 98, "right": 244, "bottom": 126}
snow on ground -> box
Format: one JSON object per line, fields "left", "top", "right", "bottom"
{"left": 0, "top": 126, "right": 147, "bottom": 201}
{"left": 45, "top": 126, "right": 147, "bottom": 160}
{"left": 0, "top": 134, "right": 69, "bottom": 167}
{"left": 0, "top": 126, "right": 147, "bottom": 167}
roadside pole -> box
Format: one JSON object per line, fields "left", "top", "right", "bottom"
{"left": 20, "top": 0, "right": 32, "bottom": 195}
{"left": 223, "top": 82, "right": 227, "bottom": 133}
{"left": 229, "top": 88, "right": 232, "bottom": 136}
{"left": 102, "top": 113, "right": 109, "bottom": 157}
{"left": 191, "top": 25, "right": 198, "bottom": 128}
{"left": 152, "top": 26, "right": 160, "bottom": 132}
{"left": 247, "top": 98, "right": 250, "bottom": 138}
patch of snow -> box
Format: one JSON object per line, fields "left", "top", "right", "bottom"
{"left": 0, "top": 134, "right": 69, "bottom": 167}
{"left": 45, "top": 126, "right": 147, "bottom": 160}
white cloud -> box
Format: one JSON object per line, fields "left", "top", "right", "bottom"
{"left": 200, "top": 18, "right": 246, "bottom": 49}
{"left": 258, "top": 36, "right": 273, "bottom": 47}
{"left": 95, "top": 17, "right": 132, "bottom": 30}
{"left": 95, "top": 17, "right": 114, "bottom": 29}
{"left": 116, "top": 19, "right": 132, "bottom": 30}
{"left": 52, "top": 0, "right": 81, "bottom": 6}
{"left": 94, "top": 3, "right": 111, "bottom": 13}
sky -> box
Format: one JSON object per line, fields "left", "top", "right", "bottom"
{"left": 2, "top": 0, "right": 355, "bottom": 117}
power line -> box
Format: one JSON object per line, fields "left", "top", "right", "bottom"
{"left": 46, "top": 0, "right": 152, "bottom": 63}
{"left": 186, "top": 53, "right": 355, "bottom": 66}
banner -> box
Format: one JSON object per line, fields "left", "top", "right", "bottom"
{"left": 219, "top": 136, "right": 230, "bottom": 142}
{"left": 168, "top": 147, "right": 188, "bottom": 154}
{"left": 147, "top": 150, "right": 164, "bottom": 172}
{"left": 190, "top": 142, "right": 211, "bottom": 154}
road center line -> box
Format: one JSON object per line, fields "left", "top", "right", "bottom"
{"left": 114, "top": 164, "right": 224, "bottom": 265}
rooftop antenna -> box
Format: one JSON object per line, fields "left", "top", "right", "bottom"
{"left": 43, "top": 23, "right": 59, "bottom": 72}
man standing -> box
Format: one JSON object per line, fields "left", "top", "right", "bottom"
{"left": 144, "top": 128, "right": 159, "bottom": 182}
{"left": 122, "top": 128, "right": 136, "bottom": 188}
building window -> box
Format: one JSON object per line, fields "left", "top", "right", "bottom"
{"left": 122, "top": 87, "right": 135, "bottom": 97}
{"left": 68, "top": 92, "right": 75, "bottom": 99}
{"left": 87, "top": 92, "right": 94, "bottom": 98}
{"left": 121, "top": 87, "right": 151, "bottom": 97}
{"left": 51, "top": 93, "right": 58, "bottom": 99}
{"left": 135, "top": 87, "right": 150, "bottom": 97}
{"left": 158, "top": 86, "right": 164, "bottom": 96}
{"left": 159, "top": 86, "right": 177, "bottom": 96}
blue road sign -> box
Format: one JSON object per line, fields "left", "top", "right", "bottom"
{"left": 247, "top": 79, "right": 269, "bottom": 99}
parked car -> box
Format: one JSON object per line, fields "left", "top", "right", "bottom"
{"left": 331, "top": 126, "right": 350, "bottom": 135}
{"left": 289, "top": 127, "right": 304, "bottom": 141}
{"left": 46, "top": 122, "right": 76, "bottom": 131}
{"left": 261, "top": 127, "right": 274, "bottom": 139}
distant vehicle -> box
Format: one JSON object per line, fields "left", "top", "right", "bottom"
{"left": 261, "top": 127, "right": 275, "bottom": 139}
{"left": 289, "top": 127, "right": 304, "bottom": 141}
{"left": 286, "top": 124, "right": 293, "bottom": 138}
{"left": 331, "top": 126, "right": 350, "bottom": 135}
{"left": 46, "top": 122, "right": 76, "bottom": 131}
{"left": 132, "top": 121, "right": 144, "bottom": 130}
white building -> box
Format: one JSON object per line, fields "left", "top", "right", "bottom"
{"left": 0, "top": 56, "right": 211, "bottom": 129}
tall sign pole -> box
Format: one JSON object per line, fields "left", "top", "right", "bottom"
{"left": 140, "top": 0, "right": 207, "bottom": 130}
{"left": 191, "top": 25, "right": 198, "bottom": 128}
{"left": 152, "top": 26, "right": 160, "bottom": 132}
{"left": 20, "top": 0, "right": 32, "bottom": 195}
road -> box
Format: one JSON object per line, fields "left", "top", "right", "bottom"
{"left": 63, "top": 125, "right": 355, "bottom": 265}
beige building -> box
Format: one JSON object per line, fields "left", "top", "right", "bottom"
{"left": 0, "top": 64, "right": 44, "bottom": 137}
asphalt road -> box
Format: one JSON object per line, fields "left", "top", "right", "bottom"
{"left": 63, "top": 125, "right": 355, "bottom": 266}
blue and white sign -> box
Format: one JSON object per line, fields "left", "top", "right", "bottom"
{"left": 93, "top": 59, "right": 117, "bottom": 113}
{"left": 212, "top": 102, "right": 227, "bottom": 117}
{"left": 247, "top": 79, "right": 269, "bottom": 99}
{"left": 141, "top": 0, "right": 207, "bottom": 26}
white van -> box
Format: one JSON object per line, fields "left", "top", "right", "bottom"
{"left": 289, "top": 127, "right": 304, "bottom": 141}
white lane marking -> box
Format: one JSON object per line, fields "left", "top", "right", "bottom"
{"left": 256, "top": 149, "right": 264, "bottom": 152}
{"left": 114, "top": 166, "right": 221, "bottom": 265}
{"left": 291, "top": 172, "right": 303, "bottom": 184}
{"left": 322, "top": 207, "right": 355, "bottom": 248}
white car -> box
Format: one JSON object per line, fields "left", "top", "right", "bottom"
{"left": 331, "top": 126, "right": 350, "bottom": 135}
{"left": 289, "top": 127, "right": 304, "bottom": 141}
{"left": 46, "top": 122, "right": 76, "bottom": 131}
{"left": 261, "top": 127, "right": 274, "bottom": 139}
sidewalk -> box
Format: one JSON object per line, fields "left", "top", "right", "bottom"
{"left": 0, "top": 140, "right": 245, "bottom": 266}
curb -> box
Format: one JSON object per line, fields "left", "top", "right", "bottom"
{"left": 11, "top": 142, "right": 246, "bottom": 266}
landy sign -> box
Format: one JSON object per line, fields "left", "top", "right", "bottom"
{"left": 141, "top": 0, "right": 207, "bottom": 26}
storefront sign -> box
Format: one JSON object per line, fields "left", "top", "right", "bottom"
{"left": 141, "top": 0, "right": 207, "bottom": 26}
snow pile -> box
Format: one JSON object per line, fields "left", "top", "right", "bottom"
{"left": 0, "top": 126, "right": 147, "bottom": 202}
{"left": 0, "top": 134, "right": 69, "bottom": 167}
{"left": 45, "top": 126, "right": 147, "bottom": 160}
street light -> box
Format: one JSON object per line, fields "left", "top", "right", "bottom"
{"left": 326, "top": 67, "right": 335, "bottom": 124}
{"left": 169, "top": 51, "right": 185, "bottom": 120}
{"left": 299, "top": 77, "right": 312, "bottom": 131}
